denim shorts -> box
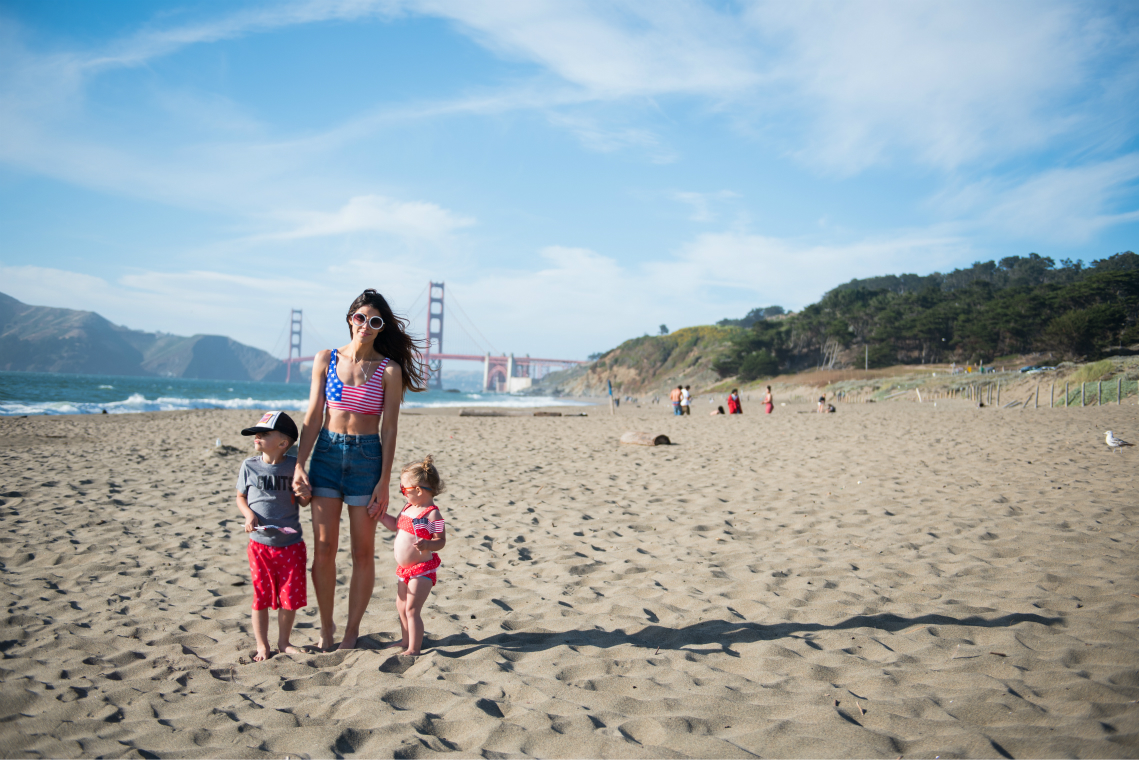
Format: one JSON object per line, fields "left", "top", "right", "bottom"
{"left": 308, "top": 428, "right": 382, "bottom": 507}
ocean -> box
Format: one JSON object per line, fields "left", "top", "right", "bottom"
{"left": 0, "top": 371, "right": 589, "bottom": 416}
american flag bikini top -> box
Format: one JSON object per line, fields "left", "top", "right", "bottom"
{"left": 398, "top": 506, "right": 444, "bottom": 538}
{"left": 325, "top": 350, "right": 389, "bottom": 415}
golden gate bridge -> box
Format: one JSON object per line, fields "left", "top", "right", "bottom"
{"left": 280, "top": 282, "right": 585, "bottom": 391}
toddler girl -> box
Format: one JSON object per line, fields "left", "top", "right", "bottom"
{"left": 378, "top": 455, "right": 447, "bottom": 656}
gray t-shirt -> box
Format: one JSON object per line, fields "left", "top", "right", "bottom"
{"left": 236, "top": 455, "right": 303, "bottom": 547}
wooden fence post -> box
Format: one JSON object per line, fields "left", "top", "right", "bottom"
{"left": 1065, "top": 381, "right": 1069, "bottom": 407}
{"left": 1119, "top": 377, "right": 1123, "bottom": 406}
{"left": 1081, "top": 383, "right": 1085, "bottom": 407}
{"left": 1098, "top": 380, "right": 1102, "bottom": 406}
{"left": 996, "top": 383, "right": 1001, "bottom": 406}
{"left": 1035, "top": 385, "right": 1039, "bottom": 409}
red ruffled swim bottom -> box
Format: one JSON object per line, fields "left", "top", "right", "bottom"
{"left": 396, "top": 553, "right": 441, "bottom": 586}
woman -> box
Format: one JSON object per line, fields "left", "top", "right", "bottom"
{"left": 727, "top": 388, "right": 742, "bottom": 415}
{"left": 763, "top": 385, "right": 774, "bottom": 414}
{"left": 293, "top": 289, "right": 425, "bottom": 650}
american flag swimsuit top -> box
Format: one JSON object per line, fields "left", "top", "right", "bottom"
{"left": 324, "top": 350, "right": 390, "bottom": 416}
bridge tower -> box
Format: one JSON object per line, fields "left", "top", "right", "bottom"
{"left": 286, "top": 309, "right": 303, "bottom": 383}
{"left": 425, "top": 282, "right": 444, "bottom": 390}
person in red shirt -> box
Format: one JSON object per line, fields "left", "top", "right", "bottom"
{"left": 727, "top": 388, "right": 742, "bottom": 414}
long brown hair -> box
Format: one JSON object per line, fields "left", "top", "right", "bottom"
{"left": 346, "top": 289, "right": 427, "bottom": 397}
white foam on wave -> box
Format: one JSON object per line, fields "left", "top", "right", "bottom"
{"left": 0, "top": 392, "right": 588, "bottom": 416}
{"left": 403, "top": 395, "right": 591, "bottom": 409}
{"left": 0, "top": 393, "right": 309, "bottom": 416}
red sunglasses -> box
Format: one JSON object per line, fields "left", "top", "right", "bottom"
{"left": 399, "top": 484, "right": 433, "bottom": 495}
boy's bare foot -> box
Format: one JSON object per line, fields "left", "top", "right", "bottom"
{"left": 278, "top": 644, "right": 304, "bottom": 655}
{"left": 317, "top": 624, "right": 337, "bottom": 652}
{"left": 253, "top": 647, "right": 271, "bottom": 662}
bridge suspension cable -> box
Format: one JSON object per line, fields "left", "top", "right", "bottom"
{"left": 402, "top": 283, "right": 429, "bottom": 330}
{"left": 269, "top": 319, "right": 289, "bottom": 360}
{"left": 303, "top": 314, "right": 334, "bottom": 354}
{"left": 445, "top": 305, "right": 490, "bottom": 355}
{"left": 448, "top": 289, "right": 500, "bottom": 355}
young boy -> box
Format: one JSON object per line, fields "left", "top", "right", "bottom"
{"left": 236, "top": 411, "right": 310, "bottom": 661}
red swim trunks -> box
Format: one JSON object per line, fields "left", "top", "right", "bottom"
{"left": 396, "top": 553, "right": 441, "bottom": 586}
{"left": 247, "top": 541, "right": 308, "bottom": 610}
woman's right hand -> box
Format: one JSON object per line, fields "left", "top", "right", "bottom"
{"left": 294, "top": 464, "right": 310, "bottom": 494}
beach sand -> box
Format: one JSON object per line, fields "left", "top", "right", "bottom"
{"left": 2, "top": 398, "right": 1138, "bottom": 758}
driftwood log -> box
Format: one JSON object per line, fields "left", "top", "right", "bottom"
{"left": 533, "top": 411, "right": 562, "bottom": 417}
{"left": 619, "top": 431, "right": 671, "bottom": 446}
{"left": 459, "top": 409, "right": 512, "bottom": 417}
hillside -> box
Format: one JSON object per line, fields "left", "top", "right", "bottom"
{"left": 535, "top": 326, "right": 737, "bottom": 396}
{"left": 0, "top": 292, "right": 286, "bottom": 381}
{"left": 712, "top": 252, "right": 1139, "bottom": 382}
{"left": 538, "top": 251, "right": 1139, "bottom": 396}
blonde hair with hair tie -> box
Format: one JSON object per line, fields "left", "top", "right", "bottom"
{"left": 401, "top": 454, "right": 445, "bottom": 495}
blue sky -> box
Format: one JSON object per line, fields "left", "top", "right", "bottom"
{"left": 1, "top": 0, "right": 1137, "bottom": 362}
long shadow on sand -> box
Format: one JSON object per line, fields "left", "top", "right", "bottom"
{"left": 423, "top": 611, "right": 1063, "bottom": 661}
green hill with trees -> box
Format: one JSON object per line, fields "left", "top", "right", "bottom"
{"left": 538, "top": 251, "right": 1139, "bottom": 395}
{"left": 712, "top": 251, "right": 1139, "bottom": 382}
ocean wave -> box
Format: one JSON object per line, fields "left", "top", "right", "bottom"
{"left": 0, "top": 392, "right": 589, "bottom": 416}
{"left": 0, "top": 393, "right": 309, "bottom": 416}
{"left": 403, "top": 395, "right": 591, "bottom": 409}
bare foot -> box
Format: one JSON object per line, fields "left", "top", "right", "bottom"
{"left": 337, "top": 633, "right": 358, "bottom": 650}
{"left": 317, "top": 624, "right": 337, "bottom": 652}
{"left": 383, "top": 640, "right": 408, "bottom": 650}
{"left": 277, "top": 644, "right": 304, "bottom": 655}
{"left": 400, "top": 650, "right": 421, "bottom": 657}
{"left": 253, "top": 647, "right": 271, "bottom": 662}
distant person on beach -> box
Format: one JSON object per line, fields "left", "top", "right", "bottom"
{"left": 817, "top": 396, "right": 827, "bottom": 413}
{"left": 670, "top": 385, "right": 682, "bottom": 415}
{"left": 764, "top": 386, "right": 774, "bottom": 414}
{"left": 235, "top": 411, "right": 309, "bottom": 662}
{"left": 711, "top": 405, "right": 725, "bottom": 415}
{"left": 378, "top": 456, "right": 447, "bottom": 656}
{"left": 293, "top": 289, "right": 426, "bottom": 651}
{"left": 681, "top": 385, "right": 691, "bottom": 415}
{"left": 727, "top": 389, "right": 742, "bottom": 414}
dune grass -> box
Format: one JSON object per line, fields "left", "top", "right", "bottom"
{"left": 1067, "top": 359, "right": 1115, "bottom": 385}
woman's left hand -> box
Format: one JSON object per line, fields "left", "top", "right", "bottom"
{"left": 367, "top": 480, "right": 389, "bottom": 519}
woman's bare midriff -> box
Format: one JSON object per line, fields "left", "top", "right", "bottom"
{"left": 393, "top": 524, "right": 433, "bottom": 567}
{"left": 323, "top": 408, "right": 380, "bottom": 436}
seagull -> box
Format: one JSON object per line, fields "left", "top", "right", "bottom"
{"left": 1106, "top": 431, "right": 1133, "bottom": 452}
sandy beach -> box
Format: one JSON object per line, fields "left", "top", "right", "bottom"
{"left": 2, "top": 398, "right": 1138, "bottom": 758}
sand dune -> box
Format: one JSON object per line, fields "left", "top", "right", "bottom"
{"left": 2, "top": 399, "right": 1138, "bottom": 758}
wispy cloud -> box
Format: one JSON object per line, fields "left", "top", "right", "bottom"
{"left": 84, "top": 0, "right": 400, "bottom": 72}
{"left": 742, "top": 1, "right": 1136, "bottom": 173}
{"left": 546, "top": 112, "right": 675, "bottom": 162}
{"left": 415, "top": 0, "right": 762, "bottom": 98}
{"left": 935, "top": 153, "right": 1139, "bottom": 244}
{"left": 1, "top": 225, "right": 975, "bottom": 360}
{"left": 252, "top": 195, "right": 475, "bottom": 243}
{"left": 670, "top": 190, "right": 739, "bottom": 222}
